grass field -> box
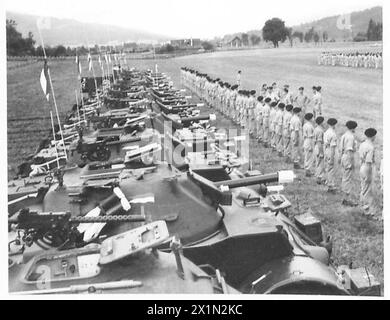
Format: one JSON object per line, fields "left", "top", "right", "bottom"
{"left": 7, "top": 44, "right": 383, "bottom": 289}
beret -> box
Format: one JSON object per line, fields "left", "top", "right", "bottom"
{"left": 364, "top": 128, "right": 377, "bottom": 138}
{"left": 257, "top": 96, "right": 264, "bottom": 102}
{"left": 293, "top": 107, "right": 301, "bottom": 113}
{"left": 250, "top": 90, "right": 256, "bottom": 95}
{"left": 312, "top": 86, "right": 317, "bottom": 90}
{"left": 264, "top": 97, "right": 271, "bottom": 103}
{"left": 327, "top": 118, "right": 337, "bottom": 126}
{"left": 346, "top": 120, "right": 358, "bottom": 130}
{"left": 315, "top": 116, "right": 325, "bottom": 125}
{"left": 286, "top": 104, "right": 293, "bottom": 111}
{"left": 271, "top": 102, "right": 278, "bottom": 107}
{"left": 299, "top": 87, "right": 304, "bottom": 90}
{"left": 304, "top": 113, "right": 314, "bottom": 120}
{"left": 317, "top": 86, "right": 322, "bottom": 91}
{"left": 278, "top": 103, "right": 285, "bottom": 109}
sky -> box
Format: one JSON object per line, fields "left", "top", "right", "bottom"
{"left": 4, "top": 0, "right": 384, "bottom": 39}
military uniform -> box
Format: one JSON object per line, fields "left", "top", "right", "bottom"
{"left": 313, "top": 117, "right": 325, "bottom": 184}
{"left": 262, "top": 99, "right": 271, "bottom": 146}
{"left": 275, "top": 104, "right": 285, "bottom": 155}
{"left": 283, "top": 105, "right": 293, "bottom": 160}
{"left": 290, "top": 108, "right": 302, "bottom": 168}
{"left": 359, "top": 128, "right": 377, "bottom": 216}
{"left": 339, "top": 121, "right": 358, "bottom": 205}
{"left": 302, "top": 114, "right": 315, "bottom": 176}
{"left": 269, "top": 103, "right": 277, "bottom": 149}
{"left": 324, "top": 118, "right": 338, "bottom": 192}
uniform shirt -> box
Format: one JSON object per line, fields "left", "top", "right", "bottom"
{"left": 289, "top": 115, "right": 302, "bottom": 139}
{"left": 255, "top": 102, "right": 263, "bottom": 121}
{"left": 359, "top": 140, "right": 375, "bottom": 165}
{"left": 314, "top": 125, "right": 324, "bottom": 146}
{"left": 295, "top": 93, "right": 309, "bottom": 108}
{"left": 302, "top": 121, "right": 315, "bottom": 149}
{"left": 339, "top": 130, "right": 357, "bottom": 155}
{"left": 283, "top": 111, "right": 292, "bottom": 136}
{"left": 324, "top": 128, "right": 337, "bottom": 155}
{"left": 269, "top": 108, "right": 277, "bottom": 131}
{"left": 262, "top": 104, "right": 271, "bottom": 127}
{"left": 275, "top": 109, "right": 284, "bottom": 134}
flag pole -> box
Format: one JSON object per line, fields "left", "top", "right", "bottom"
{"left": 50, "top": 111, "right": 60, "bottom": 168}
{"left": 37, "top": 23, "right": 67, "bottom": 161}
{"left": 75, "top": 89, "right": 81, "bottom": 123}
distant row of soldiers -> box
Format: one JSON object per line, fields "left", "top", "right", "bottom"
{"left": 318, "top": 51, "right": 382, "bottom": 69}
{"left": 181, "top": 67, "right": 380, "bottom": 217}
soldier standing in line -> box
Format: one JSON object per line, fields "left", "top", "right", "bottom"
{"left": 324, "top": 118, "right": 338, "bottom": 193}
{"left": 255, "top": 96, "right": 264, "bottom": 142}
{"left": 339, "top": 120, "right": 358, "bottom": 206}
{"left": 249, "top": 90, "right": 257, "bottom": 136}
{"left": 269, "top": 101, "right": 278, "bottom": 150}
{"left": 275, "top": 103, "right": 285, "bottom": 157}
{"left": 359, "top": 128, "right": 377, "bottom": 217}
{"left": 313, "top": 116, "right": 326, "bottom": 185}
{"left": 302, "top": 113, "right": 315, "bottom": 177}
{"left": 283, "top": 104, "right": 293, "bottom": 162}
{"left": 311, "top": 86, "right": 321, "bottom": 119}
{"left": 290, "top": 107, "right": 302, "bottom": 169}
{"left": 230, "top": 85, "right": 239, "bottom": 121}
{"left": 262, "top": 98, "right": 271, "bottom": 147}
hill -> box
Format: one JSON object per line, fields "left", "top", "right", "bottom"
{"left": 291, "top": 6, "right": 382, "bottom": 40}
{"left": 220, "top": 6, "right": 382, "bottom": 44}
{"left": 6, "top": 11, "right": 170, "bottom": 46}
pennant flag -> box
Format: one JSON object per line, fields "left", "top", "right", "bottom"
{"left": 36, "top": 17, "right": 51, "bottom": 30}
{"left": 75, "top": 55, "right": 82, "bottom": 79}
{"left": 87, "top": 53, "right": 92, "bottom": 71}
{"left": 40, "top": 59, "right": 50, "bottom": 101}
{"left": 104, "top": 53, "right": 109, "bottom": 64}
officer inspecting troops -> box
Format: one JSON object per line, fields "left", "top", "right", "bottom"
{"left": 339, "top": 120, "right": 358, "bottom": 206}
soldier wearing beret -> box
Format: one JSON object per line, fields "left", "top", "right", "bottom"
{"left": 359, "top": 128, "right": 377, "bottom": 217}
{"left": 303, "top": 113, "right": 315, "bottom": 177}
{"left": 269, "top": 101, "right": 278, "bottom": 149}
{"left": 275, "top": 103, "right": 285, "bottom": 156}
{"left": 262, "top": 97, "right": 271, "bottom": 147}
{"left": 314, "top": 116, "right": 326, "bottom": 184}
{"left": 290, "top": 107, "right": 302, "bottom": 169}
{"left": 255, "top": 96, "right": 264, "bottom": 141}
{"left": 324, "top": 118, "right": 338, "bottom": 193}
{"left": 249, "top": 90, "right": 257, "bottom": 135}
{"left": 283, "top": 104, "right": 293, "bottom": 161}
{"left": 339, "top": 120, "right": 358, "bottom": 206}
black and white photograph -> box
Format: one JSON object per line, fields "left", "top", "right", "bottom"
{"left": 1, "top": 0, "right": 387, "bottom": 302}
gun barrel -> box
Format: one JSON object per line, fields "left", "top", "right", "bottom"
{"left": 214, "top": 170, "right": 294, "bottom": 189}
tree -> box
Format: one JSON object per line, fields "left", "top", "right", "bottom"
{"left": 292, "top": 31, "right": 304, "bottom": 43}
{"left": 367, "top": 19, "right": 382, "bottom": 41}
{"left": 304, "top": 27, "right": 315, "bottom": 42}
{"left": 322, "top": 31, "right": 328, "bottom": 42}
{"left": 250, "top": 34, "right": 261, "bottom": 46}
{"left": 241, "top": 33, "right": 249, "bottom": 46}
{"left": 53, "top": 45, "right": 67, "bottom": 57}
{"left": 262, "top": 18, "right": 289, "bottom": 48}
{"left": 313, "top": 32, "right": 320, "bottom": 45}
{"left": 6, "top": 19, "right": 36, "bottom": 56}
{"left": 201, "top": 41, "right": 214, "bottom": 51}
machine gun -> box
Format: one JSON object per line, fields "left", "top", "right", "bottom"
{"left": 188, "top": 168, "right": 295, "bottom": 207}
{"left": 9, "top": 208, "right": 146, "bottom": 251}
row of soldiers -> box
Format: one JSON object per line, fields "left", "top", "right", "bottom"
{"left": 318, "top": 51, "right": 382, "bottom": 69}
{"left": 180, "top": 67, "right": 379, "bottom": 217}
